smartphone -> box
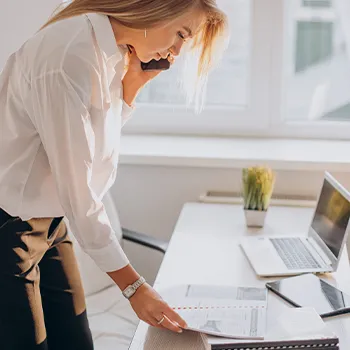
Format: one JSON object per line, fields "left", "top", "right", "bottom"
{"left": 266, "top": 273, "right": 350, "bottom": 318}
{"left": 140, "top": 59, "right": 170, "bottom": 71}
{"left": 126, "top": 44, "right": 170, "bottom": 71}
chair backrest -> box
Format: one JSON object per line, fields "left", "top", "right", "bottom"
{"left": 66, "top": 191, "right": 123, "bottom": 296}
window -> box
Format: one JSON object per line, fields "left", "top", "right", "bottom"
{"left": 284, "top": 0, "right": 350, "bottom": 123}
{"left": 137, "top": 0, "right": 250, "bottom": 109}
{"left": 303, "top": 0, "right": 332, "bottom": 8}
{"left": 123, "top": 0, "right": 350, "bottom": 140}
{"left": 125, "top": 0, "right": 271, "bottom": 135}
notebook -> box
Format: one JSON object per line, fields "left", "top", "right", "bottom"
{"left": 201, "top": 307, "right": 339, "bottom": 350}
{"left": 158, "top": 284, "right": 267, "bottom": 339}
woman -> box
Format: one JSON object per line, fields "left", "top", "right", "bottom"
{"left": 0, "top": 0, "right": 228, "bottom": 349}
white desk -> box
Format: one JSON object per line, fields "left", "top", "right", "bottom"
{"left": 129, "top": 203, "right": 350, "bottom": 349}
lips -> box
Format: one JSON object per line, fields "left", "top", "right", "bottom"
{"left": 157, "top": 53, "right": 171, "bottom": 60}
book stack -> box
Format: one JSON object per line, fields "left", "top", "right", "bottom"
{"left": 139, "top": 285, "right": 340, "bottom": 350}
{"left": 202, "top": 307, "right": 339, "bottom": 350}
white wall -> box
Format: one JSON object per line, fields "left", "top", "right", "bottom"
{"left": 1, "top": 0, "right": 60, "bottom": 69}
{"left": 113, "top": 165, "right": 350, "bottom": 284}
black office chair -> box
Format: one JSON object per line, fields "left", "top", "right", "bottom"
{"left": 102, "top": 192, "right": 168, "bottom": 255}
{"left": 122, "top": 227, "right": 168, "bottom": 254}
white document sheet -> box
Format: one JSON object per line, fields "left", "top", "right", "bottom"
{"left": 158, "top": 284, "right": 267, "bottom": 339}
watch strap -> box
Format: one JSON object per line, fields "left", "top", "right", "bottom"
{"left": 122, "top": 276, "right": 146, "bottom": 299}
{"left": 133, "top": 276, "right": 146, "bottom": 290}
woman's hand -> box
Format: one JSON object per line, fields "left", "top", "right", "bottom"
{"left": 129, "top": 283, "right": 187, "bottom": 333}
{"left": 125, "top": 46, "right": 175, "bottom": 85}
{"left": 122, "top": 47, "right": 175, "bottom": 107}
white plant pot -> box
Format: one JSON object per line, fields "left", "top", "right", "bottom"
{"left": 244, "top": 209, "right": 267, "bottom": 228}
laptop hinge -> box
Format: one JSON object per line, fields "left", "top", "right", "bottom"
{"left": 308, "top": 237, "right": 332, "bottom": 266}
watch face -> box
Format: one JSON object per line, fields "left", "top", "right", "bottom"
{"left": 124, "top": 286, "right": 135, "bottom": 298}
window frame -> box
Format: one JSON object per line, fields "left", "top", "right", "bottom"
{"left": 123, "top": 0, "right": 350, "bottom": 140}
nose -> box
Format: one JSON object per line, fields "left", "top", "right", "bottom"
{"left": 160, "top": 40, "right": 184, "bottom": 59}
{"left": 170, "top": 40, "right": 184, "bottom": 57}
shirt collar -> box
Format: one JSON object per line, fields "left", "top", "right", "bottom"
{"left": 86, "top": 13, "right": 127, "bottom": 62}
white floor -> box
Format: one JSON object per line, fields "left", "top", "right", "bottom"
{"left": 86, "top": 285, "right": 139, "bottom": 350}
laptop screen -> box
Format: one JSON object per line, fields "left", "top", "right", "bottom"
{"left": 311, "top": 178, "right": 350, "bottom": 258}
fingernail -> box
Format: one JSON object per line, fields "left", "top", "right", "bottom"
{"left": 178, "top": 329, "right": 183, "bottom": 333}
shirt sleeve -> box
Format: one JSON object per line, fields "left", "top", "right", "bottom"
{"left": 122, "top": 99, "right": 135, "bottom": 120}
{"left": 31, "top": 70, "right": 129, "bottom": 272}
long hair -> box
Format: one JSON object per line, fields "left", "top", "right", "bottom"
{"left": 41, "top": 0, "right": 229, "bottom": 113}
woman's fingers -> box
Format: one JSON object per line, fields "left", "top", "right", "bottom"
{"left": 153, "top": 314, "right": 183, "bottom": 333}
{"left": 167, "top": 54, "right": 175, "bottom": 66}
{"left": 162, "top": 304, "right": 188, "bottom": 329}
{"left": 129, "top": 283, "right": 187, "bottom": 333}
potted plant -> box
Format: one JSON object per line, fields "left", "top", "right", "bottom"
{"left": 242, "top": 166, "right": 276, "bottom": 227}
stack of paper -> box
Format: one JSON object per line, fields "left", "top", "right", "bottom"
{"left": 158, "top": 284, "right": 267, "bottom": 339}
{"left": 202, "top": 307, "right": 339, "bottom": 350}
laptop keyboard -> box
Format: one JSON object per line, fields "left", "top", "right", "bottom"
{"left": 270, "top": 238, "right": 322, "bottom": 270}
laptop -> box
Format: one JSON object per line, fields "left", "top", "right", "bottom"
{"left": 240, "top": 172, "right": 350, "bottom": 277}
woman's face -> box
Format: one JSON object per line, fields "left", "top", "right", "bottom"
{"left": 132, "top": 9, "right": 205, "bottom": 63}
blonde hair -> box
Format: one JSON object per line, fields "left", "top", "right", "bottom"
{"left": 42, "top": 0, "right": 229, "bottom": 113}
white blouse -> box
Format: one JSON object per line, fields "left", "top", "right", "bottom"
{"left": 0, "top": 13, "right": 134, "bottom": 272}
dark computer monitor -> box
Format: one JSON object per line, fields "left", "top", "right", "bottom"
{"left": 310, "top": 173, "right": 350, "bottom": 259}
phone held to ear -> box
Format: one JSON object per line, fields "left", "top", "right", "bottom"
{"left": 140, "top": 59, "right": 170, "bottom": 71}
{"left": 127, "top": 45, "right": 171, "bottom": 72}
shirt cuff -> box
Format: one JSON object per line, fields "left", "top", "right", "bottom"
{"left": 84, "top": 238, "right": 129, "bottom": 272}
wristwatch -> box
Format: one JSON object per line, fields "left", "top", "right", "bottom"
{"left": 122, "top": 276, "right": 146, "bottom": 299}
